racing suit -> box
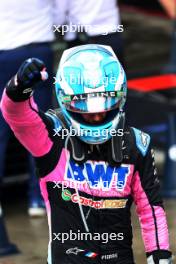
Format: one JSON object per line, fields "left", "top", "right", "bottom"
{"left": 0, "top": 62, "right": 172, "bottom": 264}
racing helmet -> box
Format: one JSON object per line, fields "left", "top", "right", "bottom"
{"left": 55, "top": 44, "right": 127, "bottom": 144}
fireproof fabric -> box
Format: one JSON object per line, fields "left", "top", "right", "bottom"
{"left": 0, "top": 91, "right": 171, "bottom": 264}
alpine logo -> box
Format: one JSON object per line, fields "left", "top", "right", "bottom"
{"left": 65, "top": 161, "right": 131, "bottom": 191}
{"left": 141, "top": 132, "right": 148, "bottom": 147}
{"left": 62, "top": 91, "right": 124, "bottom": 102}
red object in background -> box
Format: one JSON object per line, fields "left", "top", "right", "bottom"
{"left": 128, "top": 74, "right": 176, "bottom": 92}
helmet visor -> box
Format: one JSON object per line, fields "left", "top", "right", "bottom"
{"left": 61, "top": 91, "right": 125, "bottom": 113}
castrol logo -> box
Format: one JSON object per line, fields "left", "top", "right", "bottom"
{"left": 61, "top": 190, "right": 127, "bottom": 209}
{"left": 71, "top": 194, "right": 102, "bottom": 209}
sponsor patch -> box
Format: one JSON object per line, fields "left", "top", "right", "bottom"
{"left": 103, "top": 199, "right": 127, "bottom": 209}
{"left": 66, "top": 247, "right": 84, "bottom": 255}
{"left": 62, "top": 190, "right": 127, "bottom": 209}
{"left": 66, "top": 247, "right": 98, "bottom": 258}
{"left": 65, "top": 161, "right": 130, "bottom": 191}
{"left": 62, "top": 91, "right": 125, "bottom": 102}
{"left": 101, "top": 253, "right": 118, "bottom": 260}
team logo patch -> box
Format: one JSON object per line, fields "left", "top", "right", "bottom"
{"left": 61, "top": 190, "right": 127, "bottom": 209}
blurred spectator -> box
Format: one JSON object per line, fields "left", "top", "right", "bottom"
{"left": 0, "top": 0, "right": 58, "bottom": 218}
{"left": 55, "top": 0, "right": 124, "bottom": 64}
{"left": 159, "top": 0, "right": 176, "bottom": 19}
{"left": 159, "top": 0, "right": 176, "bottom": 73}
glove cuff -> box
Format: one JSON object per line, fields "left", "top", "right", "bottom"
{"left": 6, "top": 75, "right": 33, "bottom": 102}
{"left": 146, "top": 250, "right": 172, "bottom": 264}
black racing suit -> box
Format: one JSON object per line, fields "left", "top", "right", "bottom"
{"left": 0, "top": 89, "right": 172, "bottom": 264}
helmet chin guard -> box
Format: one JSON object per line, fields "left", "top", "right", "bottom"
{"left": 55, "top": 44, "right": 127, "bottom": 144}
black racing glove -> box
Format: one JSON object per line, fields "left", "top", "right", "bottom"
{"left": 6, "top": 58, "right": 48, "bottom": 102}
{"left": 147, "top": 250, "right": 173, "bottom": 264}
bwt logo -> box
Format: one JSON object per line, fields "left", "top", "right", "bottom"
{"left": 65, "top": 161, "right": 130, "bottom": 191}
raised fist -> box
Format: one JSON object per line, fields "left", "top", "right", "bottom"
{"left": 6, "top": 58, "right": 48, "bottom": 102}
{"left": 17, "top": 58, "right": 48, "bottom": 88}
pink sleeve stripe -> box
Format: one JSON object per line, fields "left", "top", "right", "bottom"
{"left": 153, "top": 205, "right": 170, "bottom": 250}
{"left": 132, "top": 171, "right": 169, "bottom": 252}
{"left": 0, "top": 90, "right": 53, "bottom": 157}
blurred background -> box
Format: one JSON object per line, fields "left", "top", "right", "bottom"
{"left": 0, "top": 0, "right": 176, "bottom": 263}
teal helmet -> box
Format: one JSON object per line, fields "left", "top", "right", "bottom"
{"left": 55, "top": 44, "right": 127, "bottom": 144}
